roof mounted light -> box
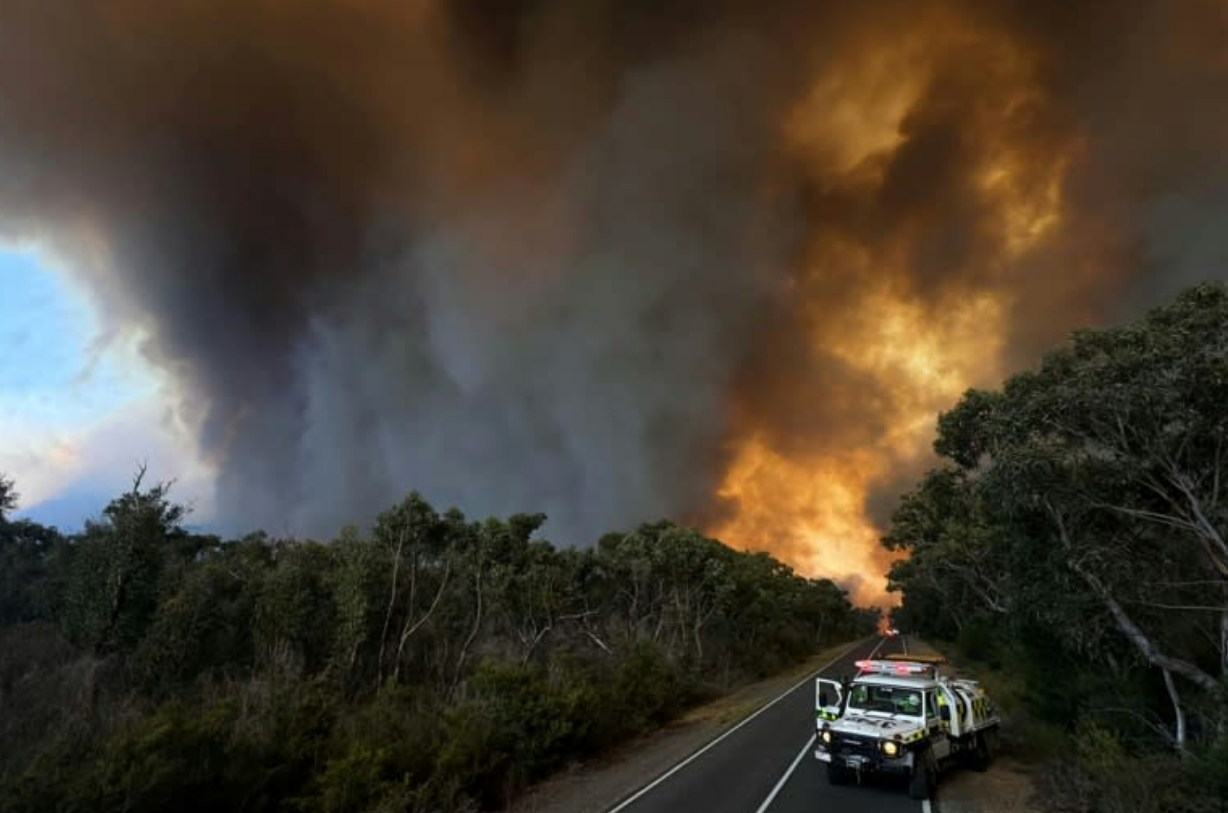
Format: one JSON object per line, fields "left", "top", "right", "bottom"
{"left": 854, "top": 659, "right": 939, "bottom": 678}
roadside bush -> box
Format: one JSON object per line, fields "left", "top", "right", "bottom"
{"left": 955, "top": 618, "right": 1003, "bottom": 667}
{"left": 1191, "top": 732, "right": 1228, "bottom": 806}
{"left": 608, "top": 643, "right": 689, "bottom": 733}
{"left": 1035, "top": 721, "right": 1227, "bottom": 813}
{"left": 436, "top": 661, "right": 584, "bottom": 807}
{"left": 0, "top": 482, "right": 871, "bottom": 813}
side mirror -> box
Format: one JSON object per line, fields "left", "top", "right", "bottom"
{"left": 819, "top": 688, "right": 831, "bottom": 707}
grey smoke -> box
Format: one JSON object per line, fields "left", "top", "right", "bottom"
{"left": 1, "top": 0, "right": 1227, "bottom": 551}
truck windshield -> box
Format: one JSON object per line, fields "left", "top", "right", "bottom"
{"left": 846, "top": 684, "right": 923, "bottom": 717}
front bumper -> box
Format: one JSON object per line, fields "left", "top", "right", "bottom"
{"left": 815, "top": 733, "right": 913, "bottom": 775}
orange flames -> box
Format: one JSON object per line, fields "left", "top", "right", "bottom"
{"left": 710, "top": 15, "right": 1068, "bottom": 607}
{"left": 712, "top": 290, "right": 1012, "bottom": 607}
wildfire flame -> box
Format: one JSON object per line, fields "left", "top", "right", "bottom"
{"left": 710, "top": 16, "right": 1067, "bottom": 607}
{"left": 4, "top": 0, "right": 1212, "bottom": 594}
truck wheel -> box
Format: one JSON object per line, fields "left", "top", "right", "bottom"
{"left": 970, "top": 731, "right": 994, "bottom": 772}
{"left": 908, "top": 751, "right": 935, "bottom": 800}
{"left": 827, "top": 763, "right": 848, "bottom": 785}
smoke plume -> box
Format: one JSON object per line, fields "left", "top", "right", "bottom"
{"left": 2, "top": 0, "right": 1226, "bottom": 603}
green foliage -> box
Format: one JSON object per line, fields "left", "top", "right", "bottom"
{"left": 0, "top": 519, "right": 68, "bottom": 624}
{"left": 60, "top": 473, "right": 186, "bottom": 654}
{"left": 0, "top": 473, "right": 17, "bottom": 522}
{"left": 308, "top": 685, "right": 442, "bottom": 813}
{"left": 1035, "top": 721, "right": 1227, "bottom": 813}
{"left": 329, "top": 525, "right": 388, "bottom": 687}
{"left": 886, "top": 283, "right": 1228, "bottom": 806}
{"left": 0, "top": 469, "right": 871, "bottom": 812}
{"left": 438, "top": 662, "right": 579, "bottom": 806}
{"left": 1191, "top": 728, "right": 1228, "bottom": 805}
{"left": 128, "top": 543, "right": 264, "bottom": 695}
{"left": 254, "top": 541, "right": 338, "bottom": 674}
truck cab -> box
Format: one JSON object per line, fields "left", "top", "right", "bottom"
{"left": 814, "top": 655, "right": 1000, "bottom": 800}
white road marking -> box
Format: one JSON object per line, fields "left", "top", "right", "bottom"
{"left": 602, "top": 638, "right": 874, "bottom": 813}
{"left": 752, "top": 733, "right": 815, "bottom": 813}
{"left": 920, "top": 638, "right": 935, "bottom": 813}
{"left": 752, "top": 635, "right": 895, "bottom": 813}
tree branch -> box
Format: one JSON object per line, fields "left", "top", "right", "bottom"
{"left": 377, "top": 528, "right": 406, "bottom": 682}
{"left": 1122, "top": 599, "right": 1228, "bottom": 613}
{"left": 1046, "top": 499, "right": 1218, "bottom": 692}
{"left": 1161, "top": 668, "right": 1187, "bottom": 752}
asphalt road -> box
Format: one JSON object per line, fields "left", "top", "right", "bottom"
{"left": 604, "top": 636, "right": 924, "bottom": 813}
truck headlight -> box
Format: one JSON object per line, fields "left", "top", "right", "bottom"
{"left": 820, "top": 729, "right": 832, "bottom": 745}
{"left": 881, "top": 740, "right": 900, "bottom": 757}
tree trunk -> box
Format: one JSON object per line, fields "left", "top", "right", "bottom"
{"left": 377, "top": 530, "right": 406, "bottom": 684}
{"left": 452, "top": 567, "right": 483, "bottom": 695}
{"left": 1220, "top": 587, "right": 1228, "bottom": 680}
{"left": 393, "top": 558, "right": 450, "bottom": 683}
{"left": 1048, "top": 501, "right": 1219, "bottom": 692}
{"left": 1221, "top": 591, "right": 1228, "bottom": 743}
{"left": 1161, "top": 668, "right": 1187, "bottom": 752}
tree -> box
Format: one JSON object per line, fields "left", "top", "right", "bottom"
{"left": 61, "top": 467, "right": 187, "bottom": 655}
{"left": 894, "top": 283, "right": 1228, "bottom": 752}
{"left": 596, "top": 522, "right": 736, "bottom": 664}
{"left": 0, "top": 473, "right": 17, "bottom": 522}
{"left": 0, "top": 475, "right": 68, "bottom": 624}
{"left": 884, "top": 467, "right": 1012, "bottom": 638}
{"left": 252, "top": 539, "right": 336, "bottom": 675}
{"left": 128, "top": 534, "right": 268, "bottom": 694}
{"left": 370, "top": 493, "right": 454, "bottom": 685}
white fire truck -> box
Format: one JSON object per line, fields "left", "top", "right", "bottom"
{"left": 814, "top": 654, "right": 1001, "bottom": 800}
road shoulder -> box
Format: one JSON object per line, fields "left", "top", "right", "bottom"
{"left": 504, "top": 642, "right": 861, "bottom": 813}
{"left": 904, "top": 639, "right": 1045, "bottom": 813}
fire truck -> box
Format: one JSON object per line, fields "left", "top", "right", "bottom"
{"left": 813, "top": 654, "right": 1001, "bottom": 800}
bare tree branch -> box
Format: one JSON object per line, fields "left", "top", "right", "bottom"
{"left": 1047, "top": 499, "right": 1219, "bottom": 692}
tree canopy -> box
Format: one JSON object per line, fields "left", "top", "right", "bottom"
{"left": 0, "top": 474, "right": 874, "bottom": 813}
{"left": 885, "top": 283, "right": 1228, "bottom": 805}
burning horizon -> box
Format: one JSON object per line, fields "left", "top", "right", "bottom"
{"left": 709, "top": 12, "right": 1072, "bottom": 604}
{"left": 2, "top": 0, "right": 1227, "bottom": 606}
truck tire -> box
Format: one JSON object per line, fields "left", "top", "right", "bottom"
{"left": 970, "top": 730, "right": 994, "bottom": 772}
{"left": 908, "top": 750, "right": 935, "bottom": 800}
{"left": 827, "top": 763, "right": 848, "bottom": 785}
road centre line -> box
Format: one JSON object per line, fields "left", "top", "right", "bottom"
{"left": 752, "top": 733, "right": 814, "bottom": 813}
{"left": 751, "top": 634, "right": 890, "bottom": 813}
{"left": 603, "top": 638, "right": 872, "bottom": 813}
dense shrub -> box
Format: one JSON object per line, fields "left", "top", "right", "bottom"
{"left": 0, "top": 483, "right": 875, "bottom": 812}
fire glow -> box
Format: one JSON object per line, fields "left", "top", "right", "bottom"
{"left": 0, "top": 0, "right": 1219, "bottom": 608}
{"left": 710, "top": 19, "right": 1067, "bottom": 606}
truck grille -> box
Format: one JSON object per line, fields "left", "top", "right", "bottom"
{"left": 832, "top": 733, "right": 878, "bottom": 758}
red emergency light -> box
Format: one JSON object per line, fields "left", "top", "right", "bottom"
{"left": 854, "top": 659, "right": 937, "bottom": 678}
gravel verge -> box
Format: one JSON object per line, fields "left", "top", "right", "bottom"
{"left": 903, "top": 639, "right": 1045, "bottom": 813}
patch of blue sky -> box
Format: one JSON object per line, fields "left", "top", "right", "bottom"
{"left": 0, "top": 243, "right": 156, "bottom": 434}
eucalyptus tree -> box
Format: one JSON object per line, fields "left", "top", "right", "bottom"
{"left": 894, "top": 283, "right": 1228, "bottom": 750}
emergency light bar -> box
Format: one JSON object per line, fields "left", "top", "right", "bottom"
{"left": 854, "top": 659, "right": 939, "bottom": 678}
{"left": 883, "top": 653, "right": 947, "bottom": 665}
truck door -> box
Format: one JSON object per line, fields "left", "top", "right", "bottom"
{"left": 926, "top": 690, "right": 952, "bottom": 760}
{"left": 816, "top": 678, "right": 843, "bottom": 723}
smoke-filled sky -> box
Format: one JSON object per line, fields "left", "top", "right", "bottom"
{"left": 2, "top": 0, "right": 1227, "bottom": 604}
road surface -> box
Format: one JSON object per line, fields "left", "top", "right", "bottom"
{"left": 604, "top": 636, "right": 928, "bottom": 813}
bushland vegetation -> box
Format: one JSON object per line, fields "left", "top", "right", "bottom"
{"left": 886, "top": 283, "right": 1228, "bottom": 812}
{"left": 0, "top": 471, "right": 874, "bottom": 813}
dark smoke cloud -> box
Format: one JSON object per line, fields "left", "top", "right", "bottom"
{"left": 2, "top": 0, "right": 1227, "bottom": 560}
{"left": 0, "top": 0, "right": 816, "bottom": 539}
